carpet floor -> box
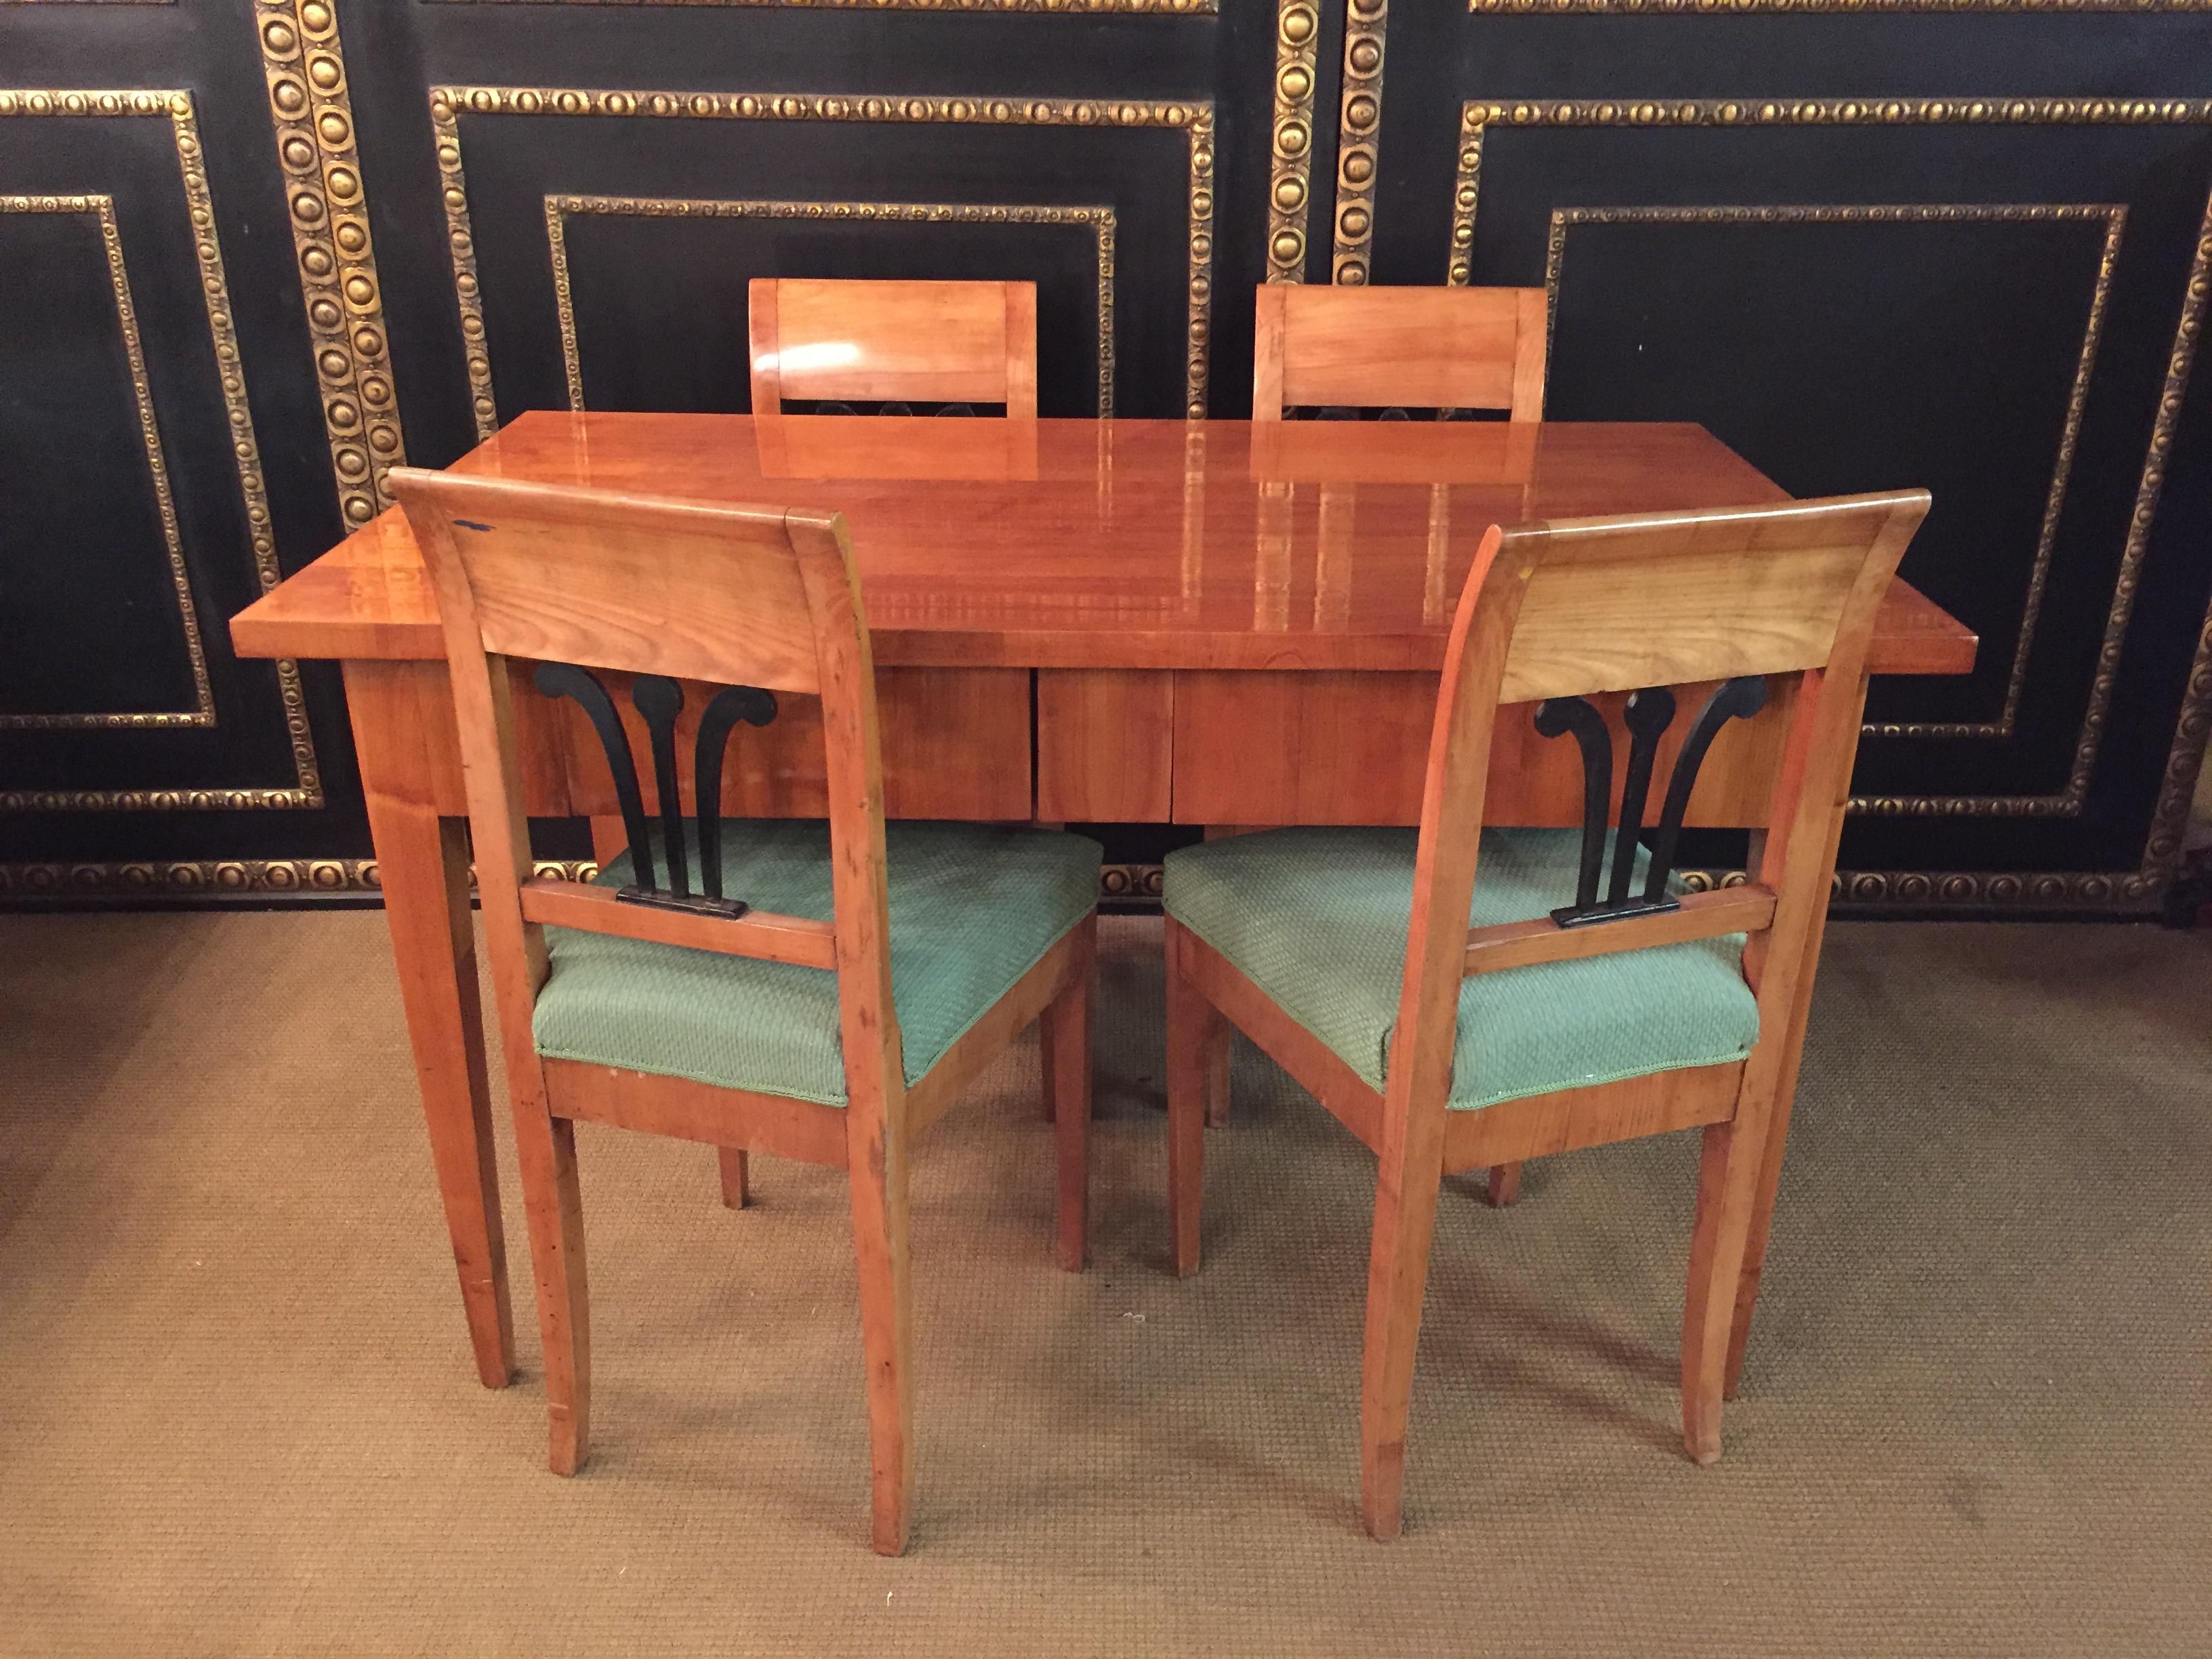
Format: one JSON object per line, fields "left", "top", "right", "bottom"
{"left": 0, "top": 910, "right": 2207, "bottom": 1657}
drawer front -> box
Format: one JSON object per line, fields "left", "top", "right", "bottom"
{"left": 1172, "top": 672, "right": 1797, "bottom": 829}
{"left": 384, "top": 663, "right": 1031, "bottom": 822}
{"left": 1036, "top": 669, "right": 1174, "bottom": 823}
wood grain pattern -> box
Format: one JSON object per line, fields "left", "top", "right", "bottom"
{"left": 518, "top": 878, "right": 836, "bottom": 969}
{"left": 545, "top": 1059, "right": 850, "bottom": 1168}
{"left": 342, "top": 658, "right": 515, "bottom": 1391}
{"left": 1461, "top": 887, "right": 1777, "bottom": 977}
{"left": 1159, "top": 489, "right": 1933, "bottom": 1538}
{"left": 390, "top": 468, "right": 1097, "bottom": 1557}
{"left": 748, "top": 279, "right": 1039, "bottom": 417}
{"left": 1495, "top": 496, "right": 1914, "bottom": 702}
{"left": 231, "top": 415, "right": 1971, "bottom": 1420}
{"left": 1439, "top": 1065, "right": 1745, "bottom": 1172}
{"left": 231, "top": 415, "right": 1973, "bottom": 678}
{"left": 1036, "top": 669, "right": 1174, "bottom": 821}
{"left": 1170, "top": 921, "right": 1384, "bottom": 1155}
{"left": 388, "top": 468, "right": 821, "bottom": 691}
{"left": 1252, "top": 285, "right": 1548, "bottom": 422}
{"left": 904, "top": 920, "right": 1086, "bottom": 1139}
{"left": 373, "top": 663, "right": 1028, "bottom": 821}
{"left": 1172, "top": 673, "right": 1799, "bottom": 829}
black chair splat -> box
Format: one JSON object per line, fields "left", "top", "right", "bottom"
{"left": 533, "top": 664, "right": 779, "bottom": 922}
{"left": 1532, "top": 695, "right": 1613, "bottom": 912}
{"left": 694, "top": 684, "right": 777, "bottom": 899}
{"left": 1533, "top": 674, "right": 1769, "bottom": 929}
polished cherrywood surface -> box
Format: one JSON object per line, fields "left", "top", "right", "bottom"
{"left": 232, "top": 413, "right": 1975, "bottom": 676}
{"left": 1252, "top": 284, "right": 1549, "bottom": 423}
{"left": 747, "top": 279, "right": 1040, "bottom": 418}
{"left": 1164, "top": 491, "right": 1931, "bottom": 1536}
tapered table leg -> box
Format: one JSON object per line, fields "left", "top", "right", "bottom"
{"left": 346, "top": 659, "right": 515, "bottom": 1388}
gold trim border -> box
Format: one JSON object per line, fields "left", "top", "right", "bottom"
{"left": 0, "top": 90, "right": 321, "bottom": 813}
{"left": 0, "top": 194, "right": 213, "bottom": 731}
{"left": 0, "top": 856, "right": 2178, "bottom": 911}
{"left": 1469, "top": 1, "right": 2212, "bottom": 11}
{"left": 1448, "top": 98, "right": 2212, "bottom": 822}
{"left": 1330, "top": 0, "right": 1386, "bottom": 284}
{"left": 257, "top": 0, "right": 409, "bottom": 526}
{"left": 546, "top": 195, "right": 1117, "bottom": 417}
{"left": 430, "top": 1, "right": 1215, "bottom": 9}
{"left": 1543, "top": 202, "right": 2124, "bottom": 743}
{"left": 1265, "top": 0, "right": 1320, "bottom": 283}
{"left": 431, "top": 87, "right": 1214, "bottom": 425}
{"left": 0, "top": 858, "right": 589, "bottom": 901}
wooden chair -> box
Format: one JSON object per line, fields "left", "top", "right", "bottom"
{"left": 1240, "top": 281, "right": 1547, "bottom": 1178}
{"left": 1251, "top": 283, "right": 1549, "bottom": 424}
{"left": 747, "top": 278, "right": 1038, "bottom": 417}
{"left": 1162, "top": 490, "right": 1929, "bottom": 1538}
{"left": 390, "top": 465, "right": 1099, "bottom": 1556}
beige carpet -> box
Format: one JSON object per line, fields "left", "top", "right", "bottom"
{"left": 0, "top": 909, "right": 2207, "bottom": 1657}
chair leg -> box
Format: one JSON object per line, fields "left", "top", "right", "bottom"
{"left": 1724, "top": 1098, "right": 1794, "bottom": 1402}
{"left": 1681, "top": 1100, "right": 1778, "bottom": 1466}
{"left": 1164, "top": 918, "right": 1223, "bottom": 1277}
{"left": 1041, "top": 918, "right": 1094, "bottom": 1271}
{"left": 717, "top": 1146, "right": 750, "bottom": 1210}
{"left": 848, "top": 1136, "right": 915, "bottom": 1555}
{"left": 514, "top": 1108, "right": 590, "bottom": 1475}
{"left": 1359, "top": 1155, "right": 1446, "bottom": 1541}
{"left": 1201, "top": 1010, "right": 1233, "bottom": 1128}
{"left": 1486, "top": 1162, "right": 1522, "bottom": 1207}
{"left": 1038, "top": 989, "right": 1059, "bottom": 1124}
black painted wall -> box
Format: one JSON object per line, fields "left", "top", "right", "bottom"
{"left": 2, "top": 0, "right": 2209, "bottom": 912}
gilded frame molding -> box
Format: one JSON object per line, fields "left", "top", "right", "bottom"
{"left": 255, "top": 0, "right": 409, "bottom": 527}
{"left": 430, "top": 0, "right": 1214, "bottom": 9}
{"left": 1447, "top": 98, "right": 2212, "bottom": 827}
{"left": 1330, "top": 0, "right": 1387, "bottom": 285}
{"left": 1, "top": 854, "right": 2184, "bottom": 912}
{"left": 430, "top": 87, "right": 1214, "bottom": 427}
{"left": 544, "top": 194, "right": 1118, "bottom": 416}
{"left": 0, "top": 193, "right": 213, "bottom": 732}
{"left": 0, "top": 857, "right": 592, "bottom": 903}
{"left": 1467, "top": 1, "right": 2212, "bottom": 11}
{"left": 1544, "top": 202, "right": 2125, "bottom": 743}
{"left": 0, "top": 90, "right": 320, "bottom": 813}
{"left": 1265, "top": 0, "right": 1320, "bottom": 283}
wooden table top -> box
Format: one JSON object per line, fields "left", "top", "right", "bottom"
{"left": 232, "top": 413, "right": 1977, "bottom": 676}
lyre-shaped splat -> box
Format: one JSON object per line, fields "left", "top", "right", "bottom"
{"left": 1534, "top": 674, "right": 1769, "bottom": 928}
{"left": 533, "top": 664, "right": 778, "bottom": 920}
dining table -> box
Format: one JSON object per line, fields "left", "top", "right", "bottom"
{"left": 230, "top": 410, "right": 1978, "bottom": 1389}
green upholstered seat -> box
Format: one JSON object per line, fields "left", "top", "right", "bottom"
{"left": 1162, "top": 827, "right": 1759, "bottom": 1111}
{"left": 533, "top": 820, "right": 1101, "bottom": 1106}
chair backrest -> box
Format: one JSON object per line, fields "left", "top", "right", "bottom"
{"left": 1251, "top": 284, "right": 1548, "bottom": 423}
{"left": 389, "top": 464, "right": 904, "bottom": 1118}
{"left": 748, "top": 278, "right": 1039, "bottom": 417}
{"left": 1387, "top": 490, "right": 1930, "bottom": 1127}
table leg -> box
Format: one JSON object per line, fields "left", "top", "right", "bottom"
{"left": 347, "top": 660, "right": 516, "bottom": 1388}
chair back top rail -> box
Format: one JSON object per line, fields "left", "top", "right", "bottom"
{"left": 1495, "top": 494, "right": 1923, "bottom": 703}
{"left": 1382, "top": 487, "right": 1929, "bottom": 1132}
{"left": 750, "top": 278, "right": 1039, "bottom": 416}
{"left": 388, "top": 469, "right": 832, "bottom": 694}
{"left": 1252, "top": 284, "right": 1548, "bottom": 422}
{"left": 388, "top": 466, "right": 894, "bottom": 1003}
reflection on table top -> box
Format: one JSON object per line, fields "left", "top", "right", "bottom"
{"left": 232, "top": 413, "right": 1977, "bottom": 676}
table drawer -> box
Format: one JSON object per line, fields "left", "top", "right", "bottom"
{"left": 1036, "top": 669, "right": 1174, "bottom": 822}
{"left": 1172, "top": 671, "right": 1798, "bottom": 829}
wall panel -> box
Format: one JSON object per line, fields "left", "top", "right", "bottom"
{"left": 0, "top": 0, "right": 2207, "bottom": 914}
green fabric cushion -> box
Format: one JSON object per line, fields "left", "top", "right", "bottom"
{"left": 533, "top": 820, "right": 1101, "bottom": 1105}
{"left": 1162, "top": 827, "right": 1758, "bottom": 1111}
